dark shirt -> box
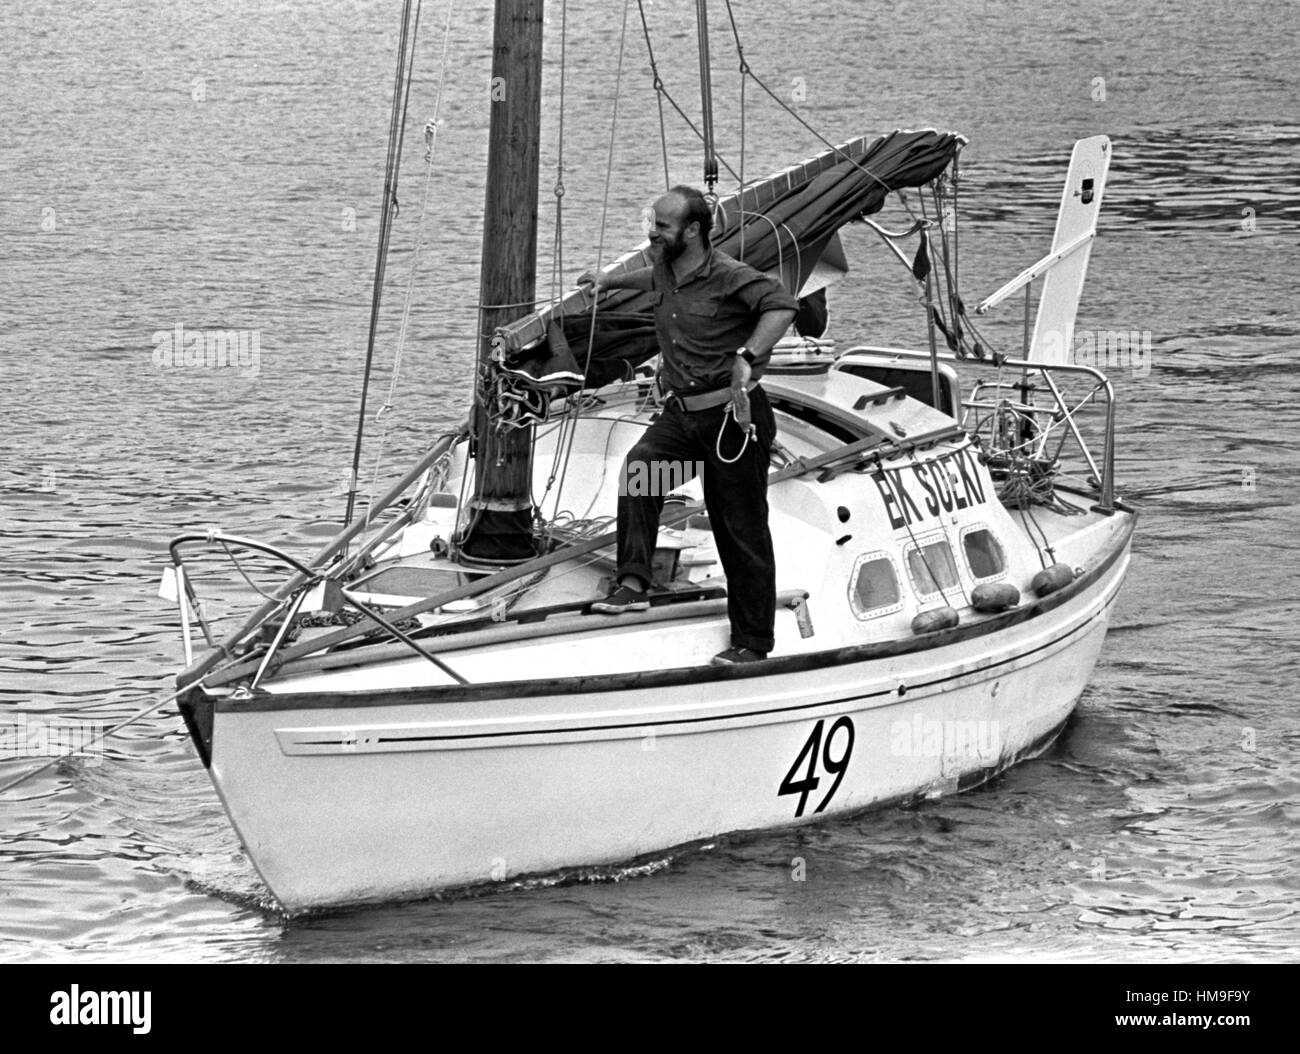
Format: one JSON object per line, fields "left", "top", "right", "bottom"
{"left": 638, "top": 249, "right": 797, "bottom": 392}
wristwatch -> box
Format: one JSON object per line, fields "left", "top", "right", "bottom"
{"left": 735, "top": 346, "right": 756, "bottom": 365}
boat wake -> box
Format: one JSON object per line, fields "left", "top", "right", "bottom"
{"left": 184, "top": 853, "right": 689, "bottom": 921}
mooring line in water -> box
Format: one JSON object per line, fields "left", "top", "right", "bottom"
{"left": 0, "top": 686, "right": 188, "bottom": 795}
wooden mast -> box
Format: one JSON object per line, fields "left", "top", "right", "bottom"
{"left": 460, "top": 0, "right": 545, "bottom": 562}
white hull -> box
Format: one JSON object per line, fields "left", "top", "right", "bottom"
{"left": 167, "top": 130, "right": 1134, "bottom": 915}
{"left": 193, "top": 535, "right": 1128, "bottom": 913}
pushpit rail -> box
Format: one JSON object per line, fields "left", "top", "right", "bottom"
{"left": 841, "top": 348, "right": 1118, "bottom": 512}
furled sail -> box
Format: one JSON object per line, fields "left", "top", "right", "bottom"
{"left": 493, "top": 128, "right": 965, "bottom": 390}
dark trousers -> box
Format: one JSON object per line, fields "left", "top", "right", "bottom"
{"left": 616, "top": 386, "right": 777, "bottom": 654}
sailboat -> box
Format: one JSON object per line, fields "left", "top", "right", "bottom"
{"left": 162, "top": 0, "right": 1134, "bottom": 914}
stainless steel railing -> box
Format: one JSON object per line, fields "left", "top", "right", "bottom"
{"left": 835, "top": 346, "right": 1118, "bottom": 513}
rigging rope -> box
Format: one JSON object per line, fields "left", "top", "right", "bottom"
{"left": 548, "top": 0, "right": 569, "bottom": 304}
{"left": 715, "top": 406, "right": 754, "bottom": 464}
{"left": 574, "top": 2, "right": 633, "bottom": 433}
{"left": 918, "top": 193, "right": 953, "bottom": 355}
{"left": 524, "top": 0, "right": 635, "bottom": 531}
{"left": 0, "top": 689, "right": 190, "bottom": 795}
{"left": 531, "top": 0, "right": 993, "bottom": 566}
{"left": 879, "top": 459, "right": 970, "bottom": 610}
{"left": 635, "top": 0, "right": 672, "bottom": 189}
{"left": 951, "top": 149, "right": 961, "bottom": 305}
{"left": 344, "top": 0, "right": 423, "bottom": 533}
{"left": 219, "top": 540, "right": 280, "bottom": 601}
{"left": 364, "top": 0, "right": 459, "bottom": 525}
{"left": 932, "top": 178, "right": 970, "bottom": 358}
{"left": 719, "top": 0, "right": 897, "bottom": 200}
{"left": 721, "top": 0, "right": 750, "bottom": 257}
{"left": 633, "top": 0, "right": 741, "bottom": 185}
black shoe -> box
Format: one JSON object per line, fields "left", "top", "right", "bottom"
{"left": 591, "top": 583, "right": 650, "bottom": 614}
{"left": 711, "top": 647, "right": 767, "bottom": 665}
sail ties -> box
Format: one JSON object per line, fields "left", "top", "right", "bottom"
{"left": 491, "top": 377, "right": 552, "bottom": 433}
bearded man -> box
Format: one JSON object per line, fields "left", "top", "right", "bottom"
{"left": 579, "top": 185, "right": 797, "bottom": 664}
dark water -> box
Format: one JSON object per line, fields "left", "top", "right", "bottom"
{"left": 2, "top": 0, "right": 1297, "bottom": 962}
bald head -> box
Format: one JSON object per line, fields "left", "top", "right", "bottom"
{"left": 651, "top": 185, "right": 713, "bottom": 250}
{"left": 652, "top": 190, "right": 687, "bottom": 223}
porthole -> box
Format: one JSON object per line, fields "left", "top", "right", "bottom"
{"left": 848, "top": 552, "right": 903, "bottom": 619}
{"left": 905, "top": 537, "right": 961, "bottom": 600}
{"left": 961, "top": 526, "right": 1006, "bottom": 581}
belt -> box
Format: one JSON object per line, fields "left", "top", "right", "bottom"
{"left": 663, "top": 380, "right": 758, "bottom": 413}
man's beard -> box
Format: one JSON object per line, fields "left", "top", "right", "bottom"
{"left": 657, "top": 230, "right": 687, "bottom": 262}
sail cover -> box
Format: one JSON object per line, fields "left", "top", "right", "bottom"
{"left": 494, "top": 128, "right": 965, "bottom": 389}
